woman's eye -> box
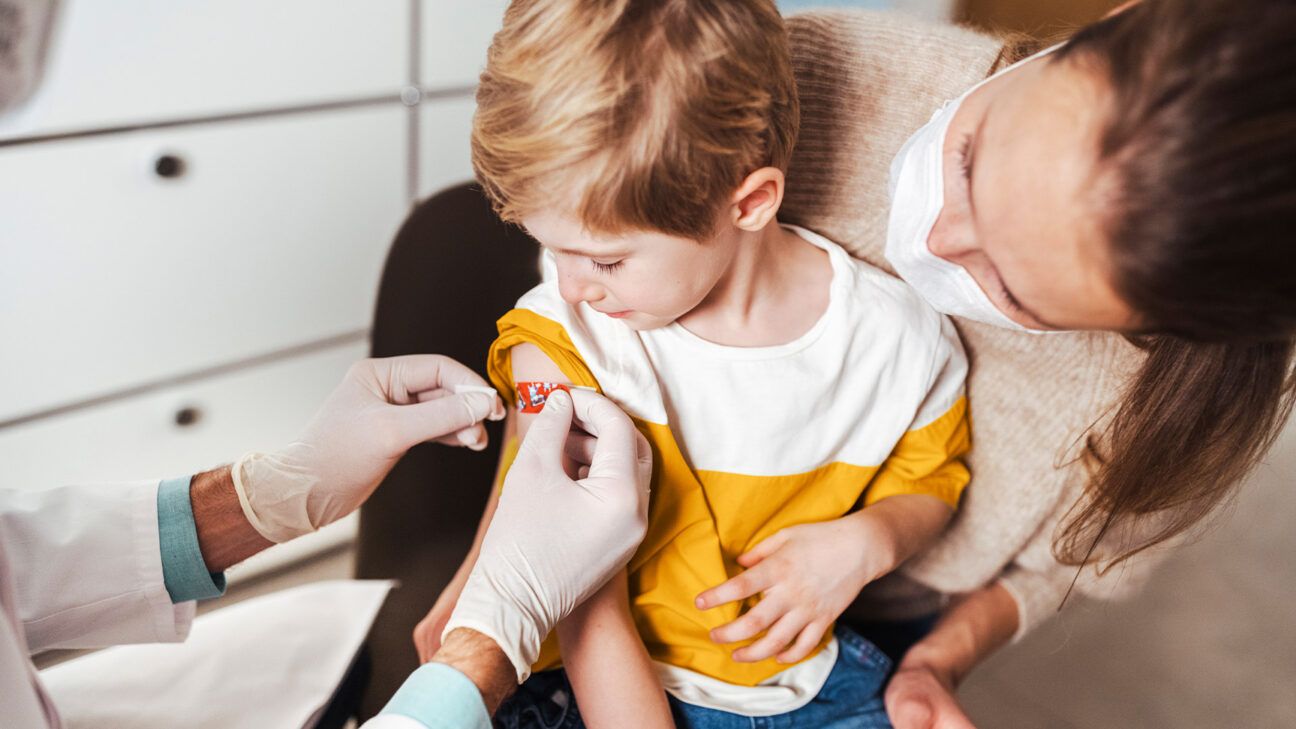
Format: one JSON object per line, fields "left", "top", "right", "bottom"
{"left": 958, "top": 134, "right": 973, "bottom": 181}
{"left": 591, "top": 260, "right": 623, "bottom": 274}
{"left": 998, "top": 280, "right": 1024, "bottom": 313}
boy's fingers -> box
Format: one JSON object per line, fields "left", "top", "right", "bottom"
{"left": 695, "top": 566, "right": 771, "bottom": 610}
{"left": 564, "top": 432, "right": 597, "bottom": 466}
{"left": 736, "top": 533, "right": 783, "bottom": 567}
{"left": 708, "top": 598, "right": 783, "bottom": 644}
{"left": 776, "top": 622, "right": 826, "bottom": 664}
{"left": 731, "top": 613, "right": 803, "bottom": 663}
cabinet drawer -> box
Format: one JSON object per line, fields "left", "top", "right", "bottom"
{"left": 418, "top": 96, "right": 478, "bottom": 200}
{"left": 0, "top": 106, "right": 407, "bottom": 422}
{"left": 0, "top": 343, "right": 366, "bottom": 494}
{"left": 0, "top": 343, "right": 369, "bottom": 584}
{"left": 0, "top": 0, "right": 408, "bottom": 140}
{"left": 421, "top": 0, "right": 508, "bottom": 91}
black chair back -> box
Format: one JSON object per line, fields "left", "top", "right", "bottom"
{"left": 357, "top": 183, "right": 539, "bottom": 716}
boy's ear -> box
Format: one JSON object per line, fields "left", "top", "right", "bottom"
{"left": 730, "top": 167, "right": 785, "bottom": 232}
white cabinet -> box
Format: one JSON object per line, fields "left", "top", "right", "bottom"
{"left": 0, "top": 342, "right": 367, "bottom": 492}
{"left": 0, "top": 0, "right": 409, "bottom": 141}
{"left": 0, "top": 107, "right": 409, "bottom": 422}
{"left": 0, "top": 341, "right": 369, "bottom": 584}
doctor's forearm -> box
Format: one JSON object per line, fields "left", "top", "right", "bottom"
{"left": 433, "top": 628, "right": 517, "bottom": 714}
{"left": 190, "top": 466, "right": 273, "bottom": 573}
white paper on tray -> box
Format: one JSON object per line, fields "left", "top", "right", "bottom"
{"left": 40, "top": 579, "right": 395, "bottom": 729}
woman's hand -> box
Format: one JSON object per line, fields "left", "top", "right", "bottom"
{"left": 883, "top": 581, "right": 1022, "bottom": 729}
{"left": 885, "top": 661, "right": 976, "bottom": 729}
{"left": 694, "top": 512, "right": 894, "bottom": 664}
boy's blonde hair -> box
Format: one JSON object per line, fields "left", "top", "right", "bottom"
{"left": 472, "top": 0, "right": 799, "bottom": 240}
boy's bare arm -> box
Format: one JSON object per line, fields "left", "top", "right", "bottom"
{"left": 414, "top": 415, "right": 511, "bottom": 662}
{"left": 856, "top": 493, "right": 954, "bottom": 568}
{"left": 558, "top": 571, "right": 675, "bottom": 729}
{"left": 512, "top": 344, "right": 672, "bottom": 727}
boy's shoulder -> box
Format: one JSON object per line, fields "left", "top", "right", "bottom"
{"left": 790, "top": 225, "right": 951, "bottom": 343}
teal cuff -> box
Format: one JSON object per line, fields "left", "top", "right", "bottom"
{"left": 380, "top": 663, "right": 492, "bottom": 729}
{"left": 157, "top": 476, "right": 227, "bottom": 603}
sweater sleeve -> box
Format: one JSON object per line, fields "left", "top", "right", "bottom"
{"left": 995, "top": 481, "right": 1180, "bottom": 639}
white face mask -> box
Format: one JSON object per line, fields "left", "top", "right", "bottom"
{"left": 885, "top": 46, "right": 1061, "bottom": 332}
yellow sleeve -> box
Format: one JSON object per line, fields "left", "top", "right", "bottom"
{"left": 863, "top": 396, "right": 971, "bottom": 508}
{"left": 864, "top": 313, "right": 971, "bottom": 509}
{"left": 487, "top": 308, "right": 603, "bottom": 406}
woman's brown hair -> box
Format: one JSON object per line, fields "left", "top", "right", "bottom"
{"left": 1044, "top": 0, "right": 1296, "bottom": 569}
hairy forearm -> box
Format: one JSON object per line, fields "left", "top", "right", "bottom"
{"left": 900, "top": 581, "right": 1019, "bottom": 686}
{"left": 434, "top": 628, "right": 518, "bottom": 714}
{"left": 190, "top": 466, "right": 273, "bottom": 573}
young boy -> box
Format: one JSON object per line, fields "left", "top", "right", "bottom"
{"left": 422, "top": 1, "right": 970, "bottom": 726}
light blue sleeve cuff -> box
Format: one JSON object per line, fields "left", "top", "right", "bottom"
{"left": 380, "top": 662, "right": 493, "bottom": 729}
{"left": 157, "top": 476, "right": 227, "bottom": 603}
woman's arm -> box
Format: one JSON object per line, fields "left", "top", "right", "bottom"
{"left": 884, "top": 581, "right": 1019, "bottom": 729}
{"left": 557, "top": 570, "right": 675, "bottom": 729}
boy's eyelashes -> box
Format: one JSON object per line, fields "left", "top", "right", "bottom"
{"left": 591, "top": 259, "right": 624, "bottom": 274}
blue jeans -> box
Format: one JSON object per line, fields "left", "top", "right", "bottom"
{"left": 493, "top": 626, "right": 894, "bottom": 729}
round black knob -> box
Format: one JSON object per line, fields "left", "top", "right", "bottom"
{"left": 174, "top": 406, "right": 202, "bottom": 428}
{"left": 154, "top": 154, "right": 186, "bottom": 179}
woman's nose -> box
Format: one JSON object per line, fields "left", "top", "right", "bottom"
{"left": 926, "top": 207, "right": 979, "bottom": 263}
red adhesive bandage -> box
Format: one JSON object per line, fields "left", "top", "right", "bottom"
{"left": 515, "top": 382, "right": 594, "bottom": 413}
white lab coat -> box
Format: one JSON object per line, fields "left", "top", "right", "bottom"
{"left": 0, "top": 481, "right": 194, "bottom": 729}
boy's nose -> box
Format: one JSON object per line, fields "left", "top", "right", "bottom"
{"left": 558, "top": 274, "right": 604, "bottom": 306}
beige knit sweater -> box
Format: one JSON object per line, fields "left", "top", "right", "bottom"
{"left": 781, "top": 10, "right": 1156, "bottom": 637}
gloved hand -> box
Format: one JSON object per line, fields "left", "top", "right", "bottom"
{"left": 231, "top": 355, "right": 506, "bottom": 543}
{"left": 442, "top": 389, "right": 652, "bottom": 681}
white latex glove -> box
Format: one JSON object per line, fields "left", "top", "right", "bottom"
{"left": 442, "top": 389, "right": 652, "bottom": 681}
{"left": 232, "top": 355, "right": 506, "bottom": 543}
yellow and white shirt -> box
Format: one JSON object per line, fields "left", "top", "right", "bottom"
{"left": 488, "top": 225, "right": 970, "bottom": 715}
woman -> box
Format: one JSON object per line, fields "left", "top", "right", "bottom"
{"left": 778, "top": 0, "right": 1295, "bottom": 726}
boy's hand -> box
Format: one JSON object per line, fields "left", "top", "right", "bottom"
{"left": 414, "top": 580, "right": 465, "bottom": 663}
{"left": 695, "top": 511, "right": 899, "bottom": 664}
